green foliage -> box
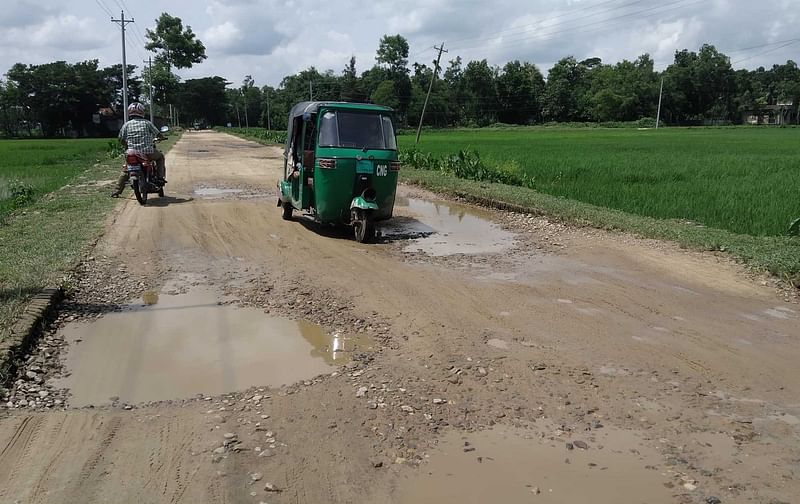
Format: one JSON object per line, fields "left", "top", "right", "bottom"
{"left": 399, "top": 148, "right": 535, "bottom": 189}
{"left": 9, "top": 179, "right": 34, "bottom": 206}
{"left": 223, "top": 127, "right": 287, "bottom": 144}
{"left": 3, "top": 60, "right": 141, "bottom": 137}
{"left": 145, "top": 13, "right": 207, "bottom": 70}
{"left": 403, "top": 127, "right": 800, "bottom": 237}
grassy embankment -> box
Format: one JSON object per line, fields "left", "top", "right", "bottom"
{"left": 0, "top": 134, "right": 181, "bottom": 343}
{"left": 400, "top": 127, "right": 800, "bottom": 281}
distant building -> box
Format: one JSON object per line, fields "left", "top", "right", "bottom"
{"left": 743, "top": 101, "right": 796, "bottom": 125}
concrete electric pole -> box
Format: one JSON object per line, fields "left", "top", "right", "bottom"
{"left": 144, "top": 56, "right": 154, "bottom": 123}
{"left": 111, "top": 11, "right": 135, "bottom": 123}
{"left": 656, "top": 77, "right": 664, "bottom": 129}
{"left": 416, "top": 43, "right": 447, "bottom": 145}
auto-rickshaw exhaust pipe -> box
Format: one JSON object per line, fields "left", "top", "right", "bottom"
{"left": 361, "top": 187, "right": 377, "bottom": 203}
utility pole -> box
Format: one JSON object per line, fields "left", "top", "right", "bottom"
{"left": 309, "top": 81, "right": 313, "bottom": 101}
{"left": 416, "top": 43, "right": 447, "bottom": 145}
{"left": 656, "top": 76, "right": 664, "bottom": 130}
{"left": 266, "top": 91, "right": 271, "bottom": 130}
{"left": 111, "top": 11, "right": 135, "bottom": 122}
{"left": 242, "top": 89, "right": 249, "bottom": 128}
{"left": 144, "top": 56, "right": 154, "bottom": 123}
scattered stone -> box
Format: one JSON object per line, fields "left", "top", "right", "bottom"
{"left": 477, "top": 367, "right": 488, "bottom": 376}
{"left": 566, "top": 442, "right": 574, "bottom": 450}
{"left": 400, "top": 405, "right": 414, "bottom": 413}
{"left": 356, "top": 386, "right": 368, "bottom": 398}
{"left": 683, "top": 483, "right": 697, "bottom": 491}
{"left": 264, "top": 482, "right": 281, "bottom": 492}
{"left": 531, "top": 486, "right": 541, "bottom": 495}
{"left": 223, "top": 432, "right": 236, "bottom": 439}
{"left": 370, "top": 457, "right": 384, "bottom": 468}
{"left": 250, "top": 472, "right": 263, "bottom": 483}
{"left": 432, "top": 398, "right": 445, "bottom": 404}
{"left": 573, "top": 440, "right": 589, "bottom": 450}
{"left": 213, "top": 447, "right": 225, "bottom": 455}
{"left": 706, "top": 497, "right": 721, "bottom": 504}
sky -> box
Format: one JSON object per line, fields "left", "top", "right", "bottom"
{"left": 1, "top": 0, "right": 798, "bottom": 88}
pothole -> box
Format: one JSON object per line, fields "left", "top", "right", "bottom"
{"left": 383, "top": 197, "right": 515, "bottom": 256}
{"left": 50, "top": 288, "right": 364, "bottom": 407}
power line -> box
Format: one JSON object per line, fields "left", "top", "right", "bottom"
{"left": 732, "top": 40, "right": 800, "bottom": 65}
{"left": 451, "top": 0, "right": 705, "bottom": 64}
{"left": 447, "top": 0, "right": 651, "bottom": 48}
{"left": 450, "top": 0, "right": 700, "bottom": 53}
{"left": 94, "top": 0, "right": 113, "bottom": 17}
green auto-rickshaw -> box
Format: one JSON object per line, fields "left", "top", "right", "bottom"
{"left": 277, "top": 101, "right": 400, "bottom": 243}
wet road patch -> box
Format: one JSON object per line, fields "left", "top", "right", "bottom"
{"left": 384, "top": 197, "right": 515, "bottom": 256}
{"left": 51, "top": 288, "right": 346, "bottom": 407}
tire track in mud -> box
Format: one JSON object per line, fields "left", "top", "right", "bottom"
{"left": 0, "top": 415, "right": 43, "bottom": 502}
{"left": 63, "top": 415, "right": 122, "bottom": 503}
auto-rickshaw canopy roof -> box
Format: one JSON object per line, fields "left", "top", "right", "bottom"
{"left": 287, "top": 101, "right": 393, "bottom": 119}
{"left": 285, "top": 102, "right": 394, "bottom": 155}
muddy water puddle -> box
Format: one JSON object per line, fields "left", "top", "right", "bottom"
{"left": 53, "top": 288, "right": 360, "bottom": 407}
{"left": 384, "top": 197, "right": 515, "bottom": 256}
{"left": 395, "top": 424, "right": 672, "bottom": 504}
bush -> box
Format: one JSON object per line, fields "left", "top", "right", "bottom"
{"left": 224, "top": 127, "right": 287, "bottom": 144}
{"left": 399, "top": 148, "right": 535, "bottom": 189}
{"left": 9, "top": 180, "right": 35, "bottom": 207}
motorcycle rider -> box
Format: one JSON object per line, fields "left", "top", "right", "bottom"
{"left": 111, "top": 102, "right": 167, "bottom": 197}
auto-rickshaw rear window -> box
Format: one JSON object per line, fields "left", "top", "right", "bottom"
{"left": 318, "top": 110, "right": 396, "bottom": 150}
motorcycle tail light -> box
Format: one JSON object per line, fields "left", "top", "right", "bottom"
{"left": 318, "top": 158, "right": 336, "bottom": 169}
{"left": 389, "top": 161, "right": 401, "bottom": 171}
{"left": 126, "top": 154, "right": 140, "bottom": 164}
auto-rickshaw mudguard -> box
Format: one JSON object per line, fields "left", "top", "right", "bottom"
{"left": 350, "top": 196, "right": 379, "bottom": 212}
{"left": 277, "top": 180, "right": 292, "bottom": 205}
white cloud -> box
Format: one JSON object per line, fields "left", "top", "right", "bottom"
{"left": 2, "top": 0, "right": 799, "bottom": 86}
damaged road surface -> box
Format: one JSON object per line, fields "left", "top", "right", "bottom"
{"left": 1, "top": 131, "right": 799, "bottom": 504}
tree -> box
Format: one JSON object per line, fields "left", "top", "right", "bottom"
{"left": 542, "top": 57, "right": 593, "bottom": 122}
{"left": 145, "top": 13, "right": 207, "bottom": 70}
{"left": 174, "top": 76, "right": 228, "bottom": 126}
{"left": 374, "top": 34, "right": 412, "bottom": 123}
{"left": 371, "top": 80, "right": 399, "bottom": 109}
{"left": 341, "top": 56, "right": 365, "bottom": 102}
{"left": 462, "top": 59, "right": 498, "bottom": 126}
{"left": 496, "top": 60, "right": 545, "bottom": 124}
{"left": 142, "top": 59, "right": 180, "bottom": 111}
{"left": 376, "top": 35, "right": 410, "bottom": 77}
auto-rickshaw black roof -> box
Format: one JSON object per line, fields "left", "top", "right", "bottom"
{"left": 285, "top": 101, "right": 395, "bottom": 154}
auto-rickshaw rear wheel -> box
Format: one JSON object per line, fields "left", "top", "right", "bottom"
{"left": 281, "top": 201, "right": 293, "bottom": 220}
{"left": 352, "top": 209, "right": 375, "bottom": 243}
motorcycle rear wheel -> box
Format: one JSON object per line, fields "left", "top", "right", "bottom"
{"left": 133, "top": 177, "right": 148, "bottom": 205}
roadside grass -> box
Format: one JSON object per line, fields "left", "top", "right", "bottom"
{"left": 0, "top": 139, "right": 117, "bottom": 218}
{"left": 399, "top": 167, "right": 800, "bottom": 282}
{"left": 400, "top": 127, "right": 800, "bottom": 238}
{"left": 0, "top": 133, "right": 182, "bottom": 344}
{"left": 219, "top": 127, "right": 286, "bottom": 145}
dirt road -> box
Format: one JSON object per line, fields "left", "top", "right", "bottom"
{"left": 1, "top": 131, "right": 798, "bottom": 504}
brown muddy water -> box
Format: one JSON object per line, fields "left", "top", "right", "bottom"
{"left": 52, "top": 288, "right": 356, "bottom": 407}
{"left": 394, "top": 424, "right": 673, "bottom": 504}
{"left": 385, "top": 197, "right": 515, "bottom": 256}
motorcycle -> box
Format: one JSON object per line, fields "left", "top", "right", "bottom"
{"left": 125, "top": 149, "right": 164, "bottom": 205}
{"left": 124, "top": 126, "right": 169, "bottom": 206}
